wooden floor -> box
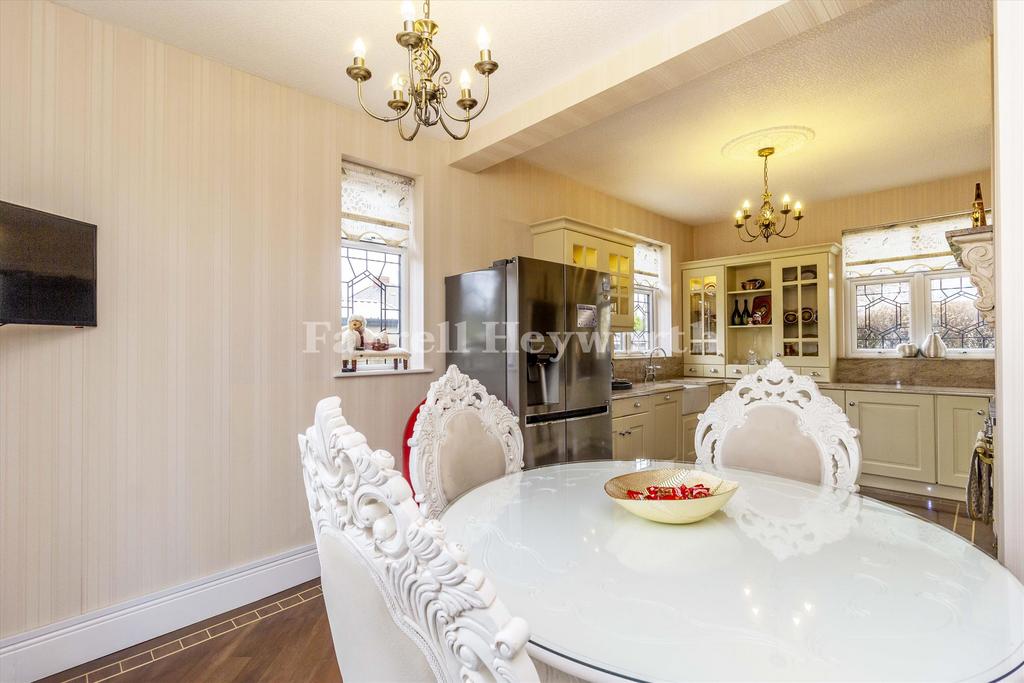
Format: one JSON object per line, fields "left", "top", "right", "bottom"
{"left": 44, "top": 490, "right": 995, "bottom": 683}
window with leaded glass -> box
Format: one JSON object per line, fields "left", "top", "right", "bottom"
{"left": 340, "top": 161, "right": 412, "bottom": 366}
{"left": 614, "top": 243, "right": 661, "bottom": 355}
{"left": 843, "top": 212, "right": 993, "bottom": 356}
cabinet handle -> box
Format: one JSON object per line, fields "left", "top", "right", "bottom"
{"left": 664, "top": 395, "right": 672, "bottom": 400}
{"left": 977, "top": 409, "right": 985, "bottom": 416}
{"left": 733, "top": 368, "right": 742, "bottom": 374}
{"left": 709, "top": 368, "right": 719, "bottom": 374}
{"left": 810, "top": 371, "right": 821, "bottom": 377}
{"left": 849, "top": 401, "right": 856, "bottom": 407}
{"left": 633, "top": 401, "right": 641, "bottom": 408}
{"left": 775, "top": 352, "right": 782, "bottom": 358}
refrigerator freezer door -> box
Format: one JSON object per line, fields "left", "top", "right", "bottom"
{"left": 566, "top": 409, "right": 613, "bottom": 461}
{"left": 523, "top": 419, "right": 567, "bottom": 468}
{"left": 564, "top": 264, "right": 613, "bottom": 411}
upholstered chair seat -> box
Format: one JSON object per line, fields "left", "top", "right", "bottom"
{"left": 409, "top": 365, "right": 524, "bottom": 518}
{"left": 695, "top": 360, "right": 861, "bottom": 491}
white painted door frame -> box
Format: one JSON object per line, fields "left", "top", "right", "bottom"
{"left": 994, "top": 0, "right": 1024, "bottom": 581}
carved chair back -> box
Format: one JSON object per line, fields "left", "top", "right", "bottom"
{"left": 409, "top": 365, "right": 524, "bottom": 518}
{"left": 299, "top": 396, "right": 539, "bottom": 682}
{"left": 695, "top": 360, "right": 861, "bottom": 491}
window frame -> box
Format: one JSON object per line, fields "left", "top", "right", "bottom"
{"left": 845, "top": 268, "right": 994, "bottom": 358}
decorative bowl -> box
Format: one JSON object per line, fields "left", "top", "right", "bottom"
{"left": 604, "top": 468, "right": 739, "bottom": 524}
{"left": 741, "top": 278, "right": 765, "bottom": 291}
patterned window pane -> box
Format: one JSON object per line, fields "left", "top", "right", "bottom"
{"left": 855, "top": 280, "right": 911, "bottom": 349}
{"left": 930, "top": 275, "right": 994, "bottom": 349}
{"left": 631, "top": 288, "right": 653, "bottom": 353}
{"left": 340, "top": 245, "right": 403, "bottom": 336}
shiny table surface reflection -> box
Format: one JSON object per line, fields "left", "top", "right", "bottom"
{"left": 440, "top": 461, "right": 1024, "bottom": 682}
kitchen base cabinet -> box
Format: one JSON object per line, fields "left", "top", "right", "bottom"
{"left": 612, "top": 413, "right": 652, "bottom": 461}
{"left": 848, "top": 391, "right": 936, "bottom": 483}
{"left": 651, "top": 391, "right": 682, "bottom": 459}
{"left": 680, "top": 413, "right": 699, "bottom": 462}
{"left": 820, "top": 388, "right": 845, "bottom": 408}
{"left": 936, "top": 395, "right": 989, "bottom": 489}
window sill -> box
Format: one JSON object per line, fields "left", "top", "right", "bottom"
{"left": 333, "top": 367, "right": 435, "bottom": 379}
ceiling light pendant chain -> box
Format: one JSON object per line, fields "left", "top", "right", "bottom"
{"left": 733, "top": 147, "right": 804, "bottom": 242}
{"left": 346, "top": 0, "right": 498, "bottom": 142}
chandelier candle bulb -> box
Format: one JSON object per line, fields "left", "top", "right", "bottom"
{"left": 400, "top": 0, "right": 415, "bottom": 30}
{"left": 353, "top": 38, "right": 366, "bottom": 60}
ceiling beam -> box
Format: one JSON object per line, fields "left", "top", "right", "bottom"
{"left": 449, "top": 0, "right": 871, "bottom": 173}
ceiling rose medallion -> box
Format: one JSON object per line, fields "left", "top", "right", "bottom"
{"left": 346, "top": 0, "right": 498, "bottom": 142}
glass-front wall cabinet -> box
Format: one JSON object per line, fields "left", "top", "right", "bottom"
{"left": 683, "top": 266, "right": 725, "bottom": 366}
{"left": 771, "top": 253, "right": 830, "bottom": 367}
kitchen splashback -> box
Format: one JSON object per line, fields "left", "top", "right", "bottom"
{"left": 835, "top": 357, "right": 994, "bottom": 388}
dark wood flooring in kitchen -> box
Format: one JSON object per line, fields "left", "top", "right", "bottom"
{"left": 43, "top": 490, "right": 996, "bottom": 683}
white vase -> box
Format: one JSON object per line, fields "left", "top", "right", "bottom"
{"left": 920, "top": 332, "right": 948, "bottom": 358}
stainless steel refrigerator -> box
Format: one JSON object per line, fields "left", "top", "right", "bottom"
{"left": 445, "top": 256, "right": 613, "bottom": 467}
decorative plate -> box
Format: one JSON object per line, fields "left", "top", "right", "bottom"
{"left": 751, "top": 294, "right": 771, "bottom": 325}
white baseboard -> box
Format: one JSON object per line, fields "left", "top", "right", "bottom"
{"left": 0, "top": 544, "right": 320, "bottom": 683}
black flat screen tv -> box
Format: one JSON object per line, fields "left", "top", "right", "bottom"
{"left": 0, "top": 201, "right": 97, "bottom": 326}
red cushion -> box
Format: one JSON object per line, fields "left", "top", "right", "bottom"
{"left": 401, "top": 398, "right": 427, "bottom": 489}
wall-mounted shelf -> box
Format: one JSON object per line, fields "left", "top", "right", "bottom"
{"left": 727, "top": 288, "right": 771, "bottom": 295}
{"left": 728, "top": 324, "right": 771, "bottom": 329}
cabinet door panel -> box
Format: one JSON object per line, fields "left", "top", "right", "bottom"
{"left": 680, "top": 413, "right": 699, "bottom": 463}
{"left": 682, "top": 267, "right": 725, "bottom": 365}
{"left": 820, "top": 388, "right": 845, "bottom": 409}
{"left": 612, "top": 413, "right": 651, "bottom": 461}
{"left": 936, "top": 396, "right": 988, "bottom": 488}
{"left": 848, "top": 391, "right": 935, "bottom": 482}
{"left": 651, "top": 392, "right": 681, "bottom": 460}
{"left": 771, "top": 254, "right": 829, "bottom": 368}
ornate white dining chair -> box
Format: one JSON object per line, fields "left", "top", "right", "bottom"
{"left": 409, "top": 365, "right": 524, "bottom": 518}
{"left": 695, "top": 360, "right": 861, "bottom": 491}
{"left": 298, "top": 396, "right": 539, "bottom": 682}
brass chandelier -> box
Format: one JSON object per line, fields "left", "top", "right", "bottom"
{"left": 346, "top": 0, "right": 498, "bottom": 142}
{"left": 733, "top": 147, "right": 804, "bottom": 242}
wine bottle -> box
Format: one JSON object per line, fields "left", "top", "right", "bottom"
{"left": 731, "top": 299, "right": 742, "bottom": 326}
{"left": 741, "top": 300, "right": 751, "bottom": 325}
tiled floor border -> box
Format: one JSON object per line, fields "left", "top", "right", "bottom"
{"left": 61, "top": 584, "right": 324, "bottom": 683}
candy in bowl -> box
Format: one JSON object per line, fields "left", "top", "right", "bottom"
{"left": 604, "top": 468, "right": 738, "bottom": 524}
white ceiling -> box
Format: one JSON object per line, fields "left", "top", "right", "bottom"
{"left": 519, "top": 0, "right": 994, "bottom": 225}
{"left": 57, "top": 0, "right": 707, "bottom": 130}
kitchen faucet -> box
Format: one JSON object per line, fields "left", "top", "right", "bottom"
{"left": 644, "top": 347, "right": 667, "bottom": 383}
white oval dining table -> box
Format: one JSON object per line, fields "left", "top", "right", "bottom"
{"left": 440, "top": 460, "right": 1024, "bottom": 683}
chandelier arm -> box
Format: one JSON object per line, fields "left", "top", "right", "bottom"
{"left": 437, "top": 75, "right": 492, "bottom": 123}
{"left": 355, "top": 81, "right": 411, "bottom": 123}
{"left": 741, "top": 219, "right": 761, "bottom": 241}
{"left": 736, "top": 225, "right": 759, "bottom": 243}
{"left": 775, "top": 211, "right": 800, "bottom": 239}
{"left": 437, "top": 110, "right": 471, "bottom": 140}
{"left": 397, "top": 115, "right": 421, "bottom": 142}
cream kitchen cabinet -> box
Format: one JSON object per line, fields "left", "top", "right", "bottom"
{"left": 531, "top": 217, "right": 637, "bottom": 331}
{"left": 847, "top": 390, "right": 936, "bottom": 483}
{"left": 820, "top": 388, "right": 845, "bottom": 407}
{"left": 936, "top": 395, "right": 989, "bottom": 489}
{"left": 651, "top": 390, "right": 682, "bottom": 459}
{"left": 612, "top": 413, "right": 652, "bottom": 461}
{"left": 612, "top": 389, "right": 684, "bottom": 460}
{"left": 681, "top": 243, "right": 839, "bottom": 378}
{"left": 682, "top": 266, "right": 726, "bottom": 368}
{"left": 680, "top": 413, "right": 699, "bottom": 463}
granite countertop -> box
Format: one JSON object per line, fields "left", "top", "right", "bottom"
{"left": 612, "top": 377, "right": 993, "bottom": 399}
